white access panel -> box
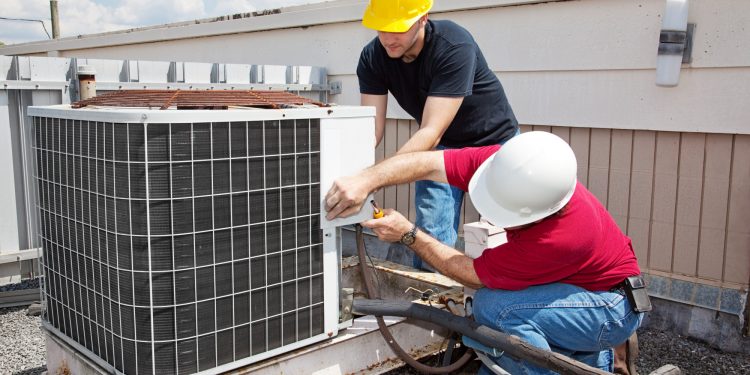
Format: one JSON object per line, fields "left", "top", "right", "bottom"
{"left": 319, "top": 116, "right": 376, "bottom": 229}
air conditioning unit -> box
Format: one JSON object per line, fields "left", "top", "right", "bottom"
{"left": 29, "top": 104, "right": 374, "bottom": 374}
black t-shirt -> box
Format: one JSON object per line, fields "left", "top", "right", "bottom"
{"left": 357, "top": 20, "right": 518, "bottom": 147}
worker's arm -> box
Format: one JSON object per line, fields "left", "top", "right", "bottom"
{"left": 361, "top": 94, "right": 388, "bottom": 147}
{"left": 325, "top": 150, "right": 447, "bottom": 220}
{"left": 396, "top": 96, "right": 463, "bottom": 154}
{"left": 362, "top": 209, "right": 484, "bottom": 289}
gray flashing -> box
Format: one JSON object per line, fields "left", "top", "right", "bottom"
{"left": 645, "top": 273, "right": 747, "bottom": 319}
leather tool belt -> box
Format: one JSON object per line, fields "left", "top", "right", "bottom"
{"left": 611, "top": 275, "right": 652, "bottom": 313}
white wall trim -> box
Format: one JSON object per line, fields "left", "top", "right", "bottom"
{"left": 0, "top": 0, "right": 558, "bottom": 55}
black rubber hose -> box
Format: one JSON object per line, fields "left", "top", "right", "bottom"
{"left": 355, "top": 225, "right": 474, "bottom": 374}
{"left": 353, "top": 299, "right": 612, "bottom": 375}
{"left": 441, "top": 335, "right": 459, "bottom": 367}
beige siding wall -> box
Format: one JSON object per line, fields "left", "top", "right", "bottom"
{"left": 3, "top": 0, "right": 746, "bottom": 296}
{"left": 379, "top": 122, "right": 750, "bottom": 290}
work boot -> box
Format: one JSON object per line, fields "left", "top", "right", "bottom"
{"left": 613, "top": 332, "right": 639, "bottom": 375}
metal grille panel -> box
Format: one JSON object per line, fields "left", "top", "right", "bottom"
{"left": 33, "top": 115, "right": 325, "bottom": 374}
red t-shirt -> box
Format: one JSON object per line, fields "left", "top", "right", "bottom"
{"left": 444, "top": 145, "right": 641, "bottom": 291}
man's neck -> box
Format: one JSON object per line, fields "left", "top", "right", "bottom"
{"left": 401, "top": 25, "right": 426, "bottom": 63}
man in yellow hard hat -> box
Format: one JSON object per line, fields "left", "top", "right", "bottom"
{"left": 357, "top": 0, "right": 519, "bottom": 270}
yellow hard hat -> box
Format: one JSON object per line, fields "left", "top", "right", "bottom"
{"left": 362, "top": 0, "right": 433, "bottom": 33}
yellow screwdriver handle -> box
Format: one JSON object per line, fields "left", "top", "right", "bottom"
{"left": 370, "top": 200, "right": 384, "bottom": 219}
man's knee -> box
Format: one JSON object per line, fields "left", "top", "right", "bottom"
{"left": 471, "top": 288, "right": 514, "bottom": 327}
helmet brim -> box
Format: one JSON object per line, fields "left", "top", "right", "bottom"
{"left": 468, "top": 152, "right": 576, "bottom": 228}
{"left": 362, "top": 13, "right": 424, "bottom": 33}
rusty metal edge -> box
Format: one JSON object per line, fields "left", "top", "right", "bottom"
{"left": 342, "top": 256, "right": 463, "bottom": 289}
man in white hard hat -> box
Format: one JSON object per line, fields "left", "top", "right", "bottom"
{"left": 357, "top": 0, "right": 519, "bottom": 270}
{"left": 325, "top": 131, "right": 646, "bottom": 374}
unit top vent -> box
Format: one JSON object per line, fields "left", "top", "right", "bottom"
{"left": 71, "top": 90, "right": 327, "bottom": 110}
{"left": 28, "top": 104, "right": 375, "bottom": 125}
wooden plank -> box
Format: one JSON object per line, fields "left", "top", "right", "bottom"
{"left": 627, "top": 131, "right": 656, "bottom": 270}
{"left": 649, "top": 132, "right": 680, "bottom": 273}
{"left": 374, "top": 118, "right": 387, "bottom": 210}
{"left": 408, "top": 121, "right": 419, "bottom": 222}
{"left": 396, "top": 120, "right": 411, "bottom": 215}
{"left": 569, "top": 127, "right": 590, "bottom": 186}
{"left": 608, "top": 129, "right": 633, "bottom": 232}
{"left": 673, "top": 133, "right": 705, "bottom": 276}
{"left": 588, "top": 128, "right": 611, "bottom": 205}
{"left": 697, "top": 134, "right": 732, "bottom": 280}
{"left": 531, "top": 125, "right": 552, "bottom": 133}
{"left": 382, "top": 118, "right": 398, "bottom": 210}
{"left": 519, "top": 124, "right": 533, "bottom": 134}
{"left": 550, "top": 126, "right": 571, "bottom": 144}
{"left": 725, "top": 135, "right": 750, "bottom": 285}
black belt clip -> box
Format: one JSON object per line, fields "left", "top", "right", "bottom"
{"left": 619, "top": 275, "right": 652, "bottom": 313}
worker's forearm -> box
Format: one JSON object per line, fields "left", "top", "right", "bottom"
{"left": 395, "top": 127, "right": 443, "bottom": 154}
{"left": 409, "top": 231, "right": 484, "bottom": 289}
{"left": 396, "top": 95, "right": 462, "bottom": 154}
{"left": 361, "top": 151, "right": 447, "bottom": 192}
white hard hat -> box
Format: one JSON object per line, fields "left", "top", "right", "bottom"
{"left": 468, "top": 131, "right": 577, "bottom": 228}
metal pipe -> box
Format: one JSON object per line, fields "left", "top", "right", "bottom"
{"left": 77, "top": 65, "right": 96, "bottom": 100}
{"left": 49, "top": 1, "right": 60, "bottom": 39}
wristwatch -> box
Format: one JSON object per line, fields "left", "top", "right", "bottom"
{"left": 400, "top": 224, "right": 418, "bottom": 246}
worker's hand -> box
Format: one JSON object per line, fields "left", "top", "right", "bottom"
{"left": 325, "top": 175, "right": 371, "bottom": 220}
{"left": 361, "top": 209, "right": 413, "bottom": 243}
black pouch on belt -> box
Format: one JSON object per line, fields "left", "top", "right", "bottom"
{"left": 623, "top": 275, "right": 652, "bottom": 313}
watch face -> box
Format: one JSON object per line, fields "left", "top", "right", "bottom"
{"left": 400, "top": 226, "right": 417, "bottom": 246}
{"left": 401, "top": 232, "right": 416, "bottom": 246}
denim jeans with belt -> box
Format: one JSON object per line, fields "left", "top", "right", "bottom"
{"left": 472, "top": 283, "right": 643, "bottom": 375}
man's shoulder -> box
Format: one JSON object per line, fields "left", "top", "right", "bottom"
{"left": 430, "top": 20, "right": 474, "bottom": 45}
{"left": 431, "top": 19, "right": 467, "bottom": 32}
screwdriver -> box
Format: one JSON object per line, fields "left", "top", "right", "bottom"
{"left": 370, "top": 200, "right": 384, "bottom": 219}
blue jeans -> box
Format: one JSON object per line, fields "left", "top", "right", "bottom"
{"left": 473, "top": 283, "right": 643, "bottom": 375}
{"left": 413, "top": 171, "right": 464, "bottom": 269}
{"left": 414, "top": 130, "right": 519, "bottom": 270}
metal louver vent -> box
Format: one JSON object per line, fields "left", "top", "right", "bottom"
{"left": 30, "top": 105, "right": 374, "bottom": 375}
{"left": 71, "top": 90, "right": 328, "bottom": 110}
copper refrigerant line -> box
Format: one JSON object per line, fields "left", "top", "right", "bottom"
{"left": 71, "top": 90, "right": 328, "bottom": 110}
